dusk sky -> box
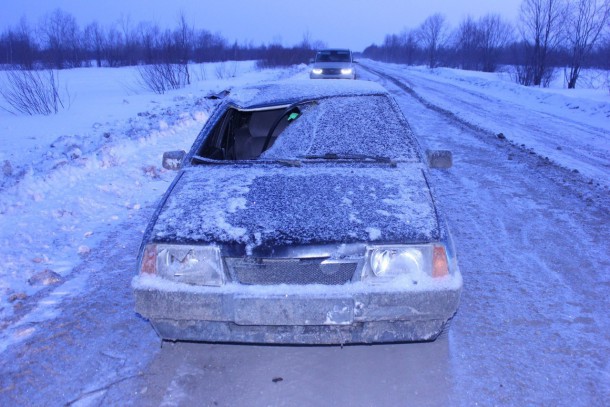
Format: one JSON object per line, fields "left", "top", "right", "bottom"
{"left": 1, "top": 0, "right": 523, "bottom": 51}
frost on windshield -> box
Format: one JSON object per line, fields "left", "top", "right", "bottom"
{"left": 261, "top": 95, "right": 420, "bottom": 161}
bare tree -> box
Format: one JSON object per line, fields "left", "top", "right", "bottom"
{"left": 479, "top": 14, "right": 514, "bottom": 72}
{"left": 38, "top": 9, "right": 81, "bottom": 69}
{"left": 400, "top": 29, "right": 420, "bottom": 65}
{"left": 455, "top": 16, "right": 481, "bottom": 70}
{"left": 518, "top": 0, "right": 567, "bottom": 86}
{"left": 174, "top": 12, "right": 193, "bottom": 85}
{"left": 137, "top": 63, "right": 189, "bottom": 94}
{"left": 84, "top": 21, "right": 106, "bottom": 67}
{"left": 1, "top": 17, "right": 38, "bottom": 69}
{"left": 193, "top": 30, "right": 227, "bottom": 62}
{"left": 118, "top": 14, "right": 138, "bottom": 65}
{"left": 136, "top": 29, "right": 189, "bottom": 93}
{"left": 383, "top": 33, "right": 403, "bottom": 62}
{"left": 299, "top": 30, "right": 313, "bottom": 50}
{"left": 136, "top": 22, "right": 161, "bottom": 64}
{"left": 104, "top": 25, "right": 125, "bottom": 67}
{"left": 311, "top": 39, "right": 327, "bottom": 51}
{"left": 136, "top": 14, "right": 194, "bottom": 95}
{"left": 0, "top": 69, "right": 67, "bottom": 115}
{"left": 418, "top": 13, "right": 450, "bottom": 68}
{"left": 214, "top": 61, "right": 238, "bottom": 79}
{"left": 564, "top": 0, "right": 610, "bottom": 88}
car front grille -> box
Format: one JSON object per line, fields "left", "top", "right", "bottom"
{"left": 323, "top": 68, "right": 341, "bottom": 75}
{"left": 225, "top": 257, "right": 358, "bottom": 285}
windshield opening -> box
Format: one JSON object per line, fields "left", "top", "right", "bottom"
{"left": 195, "top": 106, "right": 298, "bottom": 161}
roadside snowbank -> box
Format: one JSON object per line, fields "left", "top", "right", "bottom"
{"left": 363, "top": 60, "right": 610, "bottom": 188}
{"left": 0, "top": 61, "right": 306, "bottom": 328}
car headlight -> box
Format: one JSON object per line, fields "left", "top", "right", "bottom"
{"left": 312, "top": 68, "right": 323, "bottom": 75}
{"left": 362, "top": 244, "right": 450, "bottom": 285}
{"left": 140, "top": 244, "right": 225, "bottom": 286}
{"left": 341, "top": 68, "right": 353, "bottom": 75}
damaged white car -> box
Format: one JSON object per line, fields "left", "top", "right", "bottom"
{"left": 133, "top": 80, "right": 462, "bottom": 344}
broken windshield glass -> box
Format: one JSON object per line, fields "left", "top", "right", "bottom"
{"left": 260, "top": 95, "right": 421, "bottom": 162}
{"left": 193, "top": 94, "right": 421, "bottom": 165}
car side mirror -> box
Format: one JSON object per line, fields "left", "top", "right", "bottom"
{"left": 162, "top": 150, "right": 186, "bottom": 170}
{"left": 426, "top": 150, "right": 453, "bottom": 169}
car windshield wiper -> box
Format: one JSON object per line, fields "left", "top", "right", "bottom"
{"left": 191, "top": 155, "right": 218, "bottom": 164}
{"left": 191, "top": 154, "right": 302, "bottom": 167}
{"left": 300, "top": 153, "right": 393, "bottom": 163}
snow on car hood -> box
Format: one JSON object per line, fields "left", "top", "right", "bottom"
{"left": 151, "top": 163, "right": 439, "bottom": 250}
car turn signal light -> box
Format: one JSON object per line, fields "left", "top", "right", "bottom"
{"left": 141, "top": 244, "right": 157, "bottom": 274}
{"left": 433, "top": 246, "right": 449, "bottom": 278}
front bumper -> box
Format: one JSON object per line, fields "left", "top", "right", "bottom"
{"left": 310, "top": 72, "right": 355, "bottom": 80}
{"left": 133, "top": 275, "right": 461, "bottom": 344}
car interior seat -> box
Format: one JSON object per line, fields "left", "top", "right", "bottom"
{"left": 233, "top": 110, "right": 284, "bottom": 160}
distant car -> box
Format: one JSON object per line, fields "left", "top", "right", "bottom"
{"left": 133, "top": 80, "right": 462, "bottom": 344}
{"left": 310, "top": 49, "right": 356, "bottom": 79}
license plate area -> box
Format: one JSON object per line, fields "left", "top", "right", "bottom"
{"left": 234, "top": 296, "right": 354, "bottom": 326}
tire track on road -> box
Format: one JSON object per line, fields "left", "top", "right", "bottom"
{"left": 359, "top": 62, "right": 610, "bottom": 405}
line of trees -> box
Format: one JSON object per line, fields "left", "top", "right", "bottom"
{"left": 0, "top": 9, "right": 321, "bottom": 71}
{"left": 1, "top": 1, "right": 609, "bottom": 91}
{"left": 363, "top": 0, "right": 610, "bottom": 88}
{"left": 363, "top": 13, "right": 516, "bottom": 73}
{"left": 1, "top": 9, "right": 326, "bottom": 113}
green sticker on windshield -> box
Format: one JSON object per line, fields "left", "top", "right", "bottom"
{"left": 288, "top": 112, "right": 300, "bottom": 121}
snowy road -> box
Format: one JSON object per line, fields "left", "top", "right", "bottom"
{"left": 361, "top": 63, "right": 610, "bottom": 405}
{"left": 1, "top": 62, "right": 609, "bottom": 406}
{"left": 363, "top": 61, "right": 610, "bottom": 188}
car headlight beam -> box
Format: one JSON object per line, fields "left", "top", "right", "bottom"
{"left": 341, "top": 68, "right": 353, "bottom": 75}
{"left": 312, "top": 68, "right": 323, "bottom": 75}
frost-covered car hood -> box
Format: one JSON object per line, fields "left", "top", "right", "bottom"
{"left": 151, "top": 163, "right": 439, "bottom": 250}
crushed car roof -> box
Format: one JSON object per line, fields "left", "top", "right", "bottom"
{"left": 226, "top": 80, "right": 387, "bottom": 108}
{"left": 199, "top": 80, "right": 421, "bottom": 161}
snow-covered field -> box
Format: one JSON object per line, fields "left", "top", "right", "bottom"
{"left": 0, "top": 61, "right": 306, "bottom": 336}
{"left": 0, "top": 60, "right": 608, "bottom": 405}
{"left": 364, "top": 60, "right": 610, "bottom": 188}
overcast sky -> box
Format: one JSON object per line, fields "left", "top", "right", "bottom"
{"left": 1, "top": 0, "right": 522, "bottom": 51}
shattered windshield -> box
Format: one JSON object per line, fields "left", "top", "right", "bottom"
{"left": 263, "top": 95, "right": 419, "bottom": 161}
{"left": 194, "top": 95, "right": 421, "bottom": 164}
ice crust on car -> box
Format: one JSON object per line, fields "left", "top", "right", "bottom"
{"left": 260, "top": 95, "right": 419, "bottom": 160}
{"left": 133, "top": 268, "right": 463, "bottom": 295}
{"left": 151, "top": 165, "right": 439, "bottom": 248}
{"left": 227, "top": 79, "right": 386, "bottom": 108}
{"left": 151, "top": 82, "right": 438, "bottom": 249}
